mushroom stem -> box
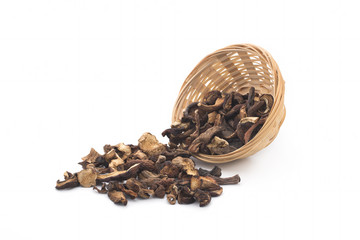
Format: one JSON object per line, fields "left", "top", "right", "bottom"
{"left": 210, "top": 174, "right": 241, "bottom": 185}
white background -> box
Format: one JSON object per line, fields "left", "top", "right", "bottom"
{"left": 0, "top": 0, "right": 359, "bottom": 239}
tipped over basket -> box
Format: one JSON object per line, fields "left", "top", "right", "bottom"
{"left": 172, "top": 44, "right": 286, "bottom": 163}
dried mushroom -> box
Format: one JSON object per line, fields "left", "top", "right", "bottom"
{"left": 108, "top": 191, "right": 127, "bottom": 205}
{"left": 77, "top": 168, "right": 97, "bottom": 188}
{"left": 138, "top": 132, "right": 166, "bottom": 157}
{"left": 56, "top": 172, "right": 79, "bottom": 189}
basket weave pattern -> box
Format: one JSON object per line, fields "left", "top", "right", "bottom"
{"left": 172, "top": 44, "right": 285, "bottom": 163}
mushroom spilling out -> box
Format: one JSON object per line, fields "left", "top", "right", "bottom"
{"left": 163, "top": 87, "right": 273, "bottom": 155}
{"left": 56, "top": 132, "right": 240, "bottom": 207}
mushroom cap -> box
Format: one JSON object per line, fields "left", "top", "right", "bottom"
{"left": 258, "top": 94, "right": 274, "bottom": 115}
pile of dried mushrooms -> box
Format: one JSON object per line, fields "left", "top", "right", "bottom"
{"left": 56, "top": 133, "right": 240, "bottom": 207}
{"left": 56, "top": 88, "right": 273, "bottom": 207}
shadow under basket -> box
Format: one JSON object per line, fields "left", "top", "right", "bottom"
{"left": 172, "top": 44, "right": 286, "bottom": 163}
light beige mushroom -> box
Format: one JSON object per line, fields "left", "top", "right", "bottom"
{"left": 172, "top": 156, "right": 198, "bottom": 176}
{"left": 138, "top": 132, "right": 166, "bottom": 156}
{"left": 206, "top": 136, "right": 229, "bottom": 155}
{"left": 113, "top": 143, "right": 132, "bottom": 160}
{"left": 77, "top": 168, "right": 97, "bottom": 188}
{"left": 81, "top": 148, "right": 101, "bottom": 163}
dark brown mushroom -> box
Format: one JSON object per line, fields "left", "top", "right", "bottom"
{"left": 198, "top": 166, "right": 222, "bottom": 177}
{"left": 224, "top": 104, "right": 243, "bottom": 119}
{"left": 93, "top": 183, "right": 108, "bottom": 194}
{"left": 222, "top": 92, "right": 234, "bottom": 112}
{"left": 197, "top": 97, "right": 225, "bottom": 112}
{"left": 247, "top": 87, "right": 256, "bottom": 109}
{"left": 209, "top": 187, "right": 223, "bottom": 197}
{"left": 160, "top": 162, "right": 181, "bottom": 178}
{"left": 189, "top": 109, "right": 201, "bottom": 139}
{"left": 154, "top": 185, "right": 166, "bottom": 198}
{"left": 244, "top": 117, "right": 267, "bottom": 143}
{"left": 257, "top": 94, "right": 274, "bottom": 116}
{"left": 124, "top": 159, "right": 155, "bottom": 172}
{"left": 233, "top": 92, "right": 245, "bottom": 104}
{"left": 183, "top": 101, "right": 199, "bottom": 119}
{"left": 177, "top": 187, "right": 195, "bottom": 204}
{"left": 125, "top": 178, "right": 144, "bottom": 193}
{"left": 209, "top": 174, "right": 241, "bottom": 185}
{"left": 55, "top": 172, "right": 79, "bottom": 190}
{"left": 107, "top": 182, "right": 138, "bottom": 199}
{"left": 247, "top": 100, "right": 265, "bottom": 117}
{"left": 203, "top": 90, "right": 221, "bottom": 105}
{"left": 188, "top": 126, "right": 224, "bottom": 153}
{"left": 194, "top": 189, "right": 211, "bottom": 207}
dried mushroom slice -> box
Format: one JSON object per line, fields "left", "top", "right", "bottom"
{"left": 188, "top": 126, "right": 224, "bottom": 153}
{"left": 138, "top": 188, "right": 154, "bottom": 199}
{"left": 203, "top": 90, "right": 221, "bottom": 105}
{"left": 197, "top": 97, "right": 225, "bottom": 112}
{"left": 81, "top": 148, "right": 101, "bottom": 164}
{"left": 194, "top": 189, "right": 211, "bottom": 207}
{"left": 247, "top": 87, "right": 256, "bottom": 109}
{"left": 198, "top": 166, "right": 222, "bottom": 177}
{"left": 206, "top": 136, "right": 229, "bottom": 155}
{"left": 108, "top": 191, "right": 127, "bottom": 205}
{"left": 124, "top": 159, "right": 155, "bottom": 172}
{"left": 190, "top": 176, "right": 220, "bottom": 191}
{"left": 257, "top": 94, "right": 274, "bottom": 116}
{"left": 240, "top": 117, "right": 259, "bottom": 125}
{"left": 209, "top": 187, "right": 223, "bottom": 197}
{"left": 109, "top": 158, "right": 124, "bottom": 170}
{"left": 77, "top": 168, "right": 97, "bottom": 188}
{"left": 171, "top": 156, "right": 198, "bottom": 176}
{"left": 56, "top": 172, "right": 79, "bottom": 190}
{"left": 244, "top": 117, "right": 266, "bottom": 143}
{"left": 211, "top": 174, "right": 241, "bottom": 185}
{"left": 97, "top": 163, "right": 141, "bottom": 183}
{"left": 154, "top": 185, "right": 166, "bottom": 198}
{"left": 247, "top": 100, "right": 265, "bottom": 117}
{"left": 138, "top": 132, "right": 166, "bottom": 157}
{"left": 114, "top": 143, "right": 132, "bottom": 160}
{"left": 160, "top": 162, "right": 181, "bottom": 178}
{"left": 104, "top": 149, "right": 119, "bottom": 162}
{"left": 93, "top": 183, "right": 108, "bottom": 194}
{"left": 133, "top": 150, "right": 148, "bottom": 160}
{"left": 138, "top": 170, "right": 164, "bottom": 180}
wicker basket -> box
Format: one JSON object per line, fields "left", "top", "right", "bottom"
{"left": 172, "top": 44, "right": 285, "bottom": 163}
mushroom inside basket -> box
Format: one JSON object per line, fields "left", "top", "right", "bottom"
{"left": 162, "top": 87, "right": 274, "bottom": 155}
